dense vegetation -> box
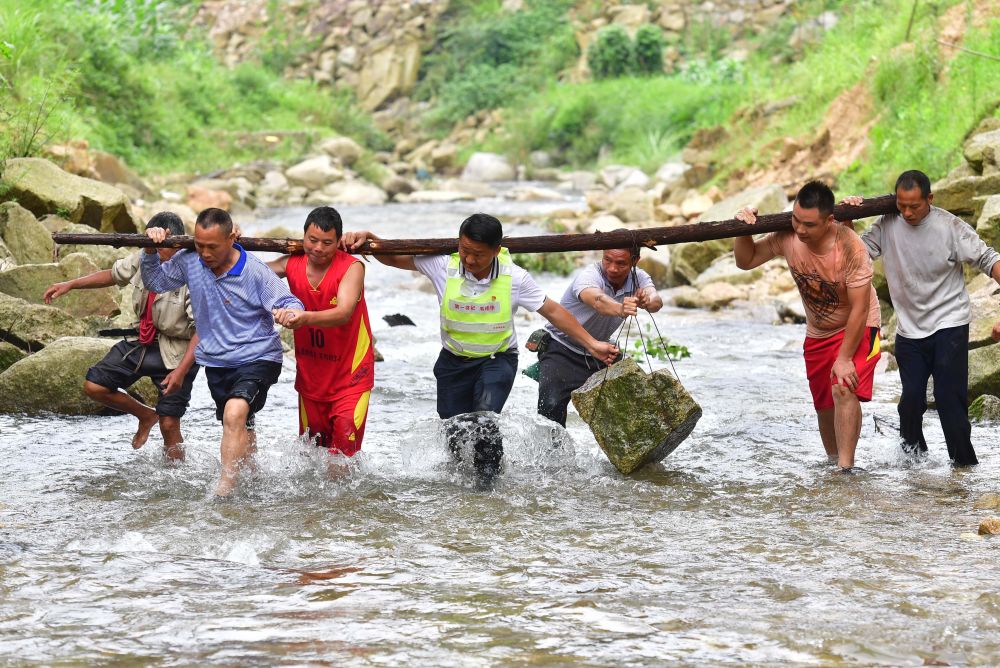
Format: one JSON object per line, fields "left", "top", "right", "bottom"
{"left": 0, "top": 0, "right": 387, "bottom": 175}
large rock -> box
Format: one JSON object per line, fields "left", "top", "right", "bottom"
{"left": 668, "top": 239, "right": 731, "bottom": 285}
{"left": 0, "top": 337, "right": 156, "bottom": 415}
{"left": 571, "top": 357, "right": 702, "bottom": 474}
{"left": 320, "top": 180, "right": 388, "bottom": 206}
{"left": 357, "top": 39, "right": 421, "bottom": 110}
{"left": 461, "top": 152, "right": 516, "bottom": 182}
{"left": 933, "top": 173, "right": 1000, "bottom": 218}
{"left": 969, "top": 343, "right": 1000, "bottom": 400}
{"left": 319, "top": 136, "right": 363, "bottom": 165}
{"left": 0, "top": 202, "right": 53, "bottom": 265}
{"left": 0, "top": 341, "right": 25, "bottom": 373}
{"left": 53, "top": 222, "right": 133, "bottom": 269}
{"left": 91, "top": 151, "right": 151, "bottom": 196}
{"left": 285, "top": 155, "right": 343, "bottom": 190}
{"left": 964, "top": 129, "right": 1000, "bottom": 173}
{"left": 976, "top": 194, "right": 1000, "bottom": 249}
{"left": 1, "top": 158, "right": 139, "bottom": 232}
{"left": 186, "top": 185, "right": 232, "bottom": 213}
{"left": 969, "top": 394, "right": 1000, "bottom": 422}
{"left": 637, "top": 246, "right": 672, "bottom": 288}
{"left": 693, "top": 254, "right": 763, "bottom": 288}
{"left": 0, "top": 292, "right": 90, "bottom": 350}
{"left": 694, "top": 184, "right": 788, "bottom": 224}
{"left": 0, "top": 253, "right": 119, "bottom": 318}
{"left": 607, "top": 187, "right": 655, "bottom": 223}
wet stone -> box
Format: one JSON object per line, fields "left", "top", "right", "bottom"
{"left": 973, "top": 493, "right": 1000, "bottom": 511}
{"left": 969, "top": 394, "right": 1000, "bottom": 422}
{"left": 572, "top": 356, "right": 702, "bottom": 475}
{"left": 978, "top": 517, "right": 1000, "bottom": 536}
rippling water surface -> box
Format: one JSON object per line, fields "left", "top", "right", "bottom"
{"left": 2, "top": 196, "right": 1000, "bottom": 665}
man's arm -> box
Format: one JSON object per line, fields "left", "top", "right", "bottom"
{"left": 579, "top": 288, "right": 637, "bottom": 318}
{"left": 341, "top": 230, "right": 417, "bottom": 270}
{"left": 266, "top": 255, "right": 290, "bottom": 278}
{"left": 43, "top": 269, "right": 115, "bottom": 303}
{"left": 537, "top": 298, "right": 618, "bottom": 364}
{"left": 140, "top": 228, "right": 187, "bottom": 292}
{"left": 274, "top": 262, "right": 364, "bottom": 330}
{"left": 161, "top": 333, "right": 199, "bottom": 396}
{"left": 258, "top": 264, "right": 305, "bottom": 312}
{"left": 831, "top": 284, "right": 870, "bottom": 390}
{"left": 733, "top": 207, "right": 779, "bottom": 270}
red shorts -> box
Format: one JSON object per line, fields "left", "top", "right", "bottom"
{"left": 298, "top": 390, "right": 371, "bottom": 456}
{"left": 803, "top": 326, "right": 880, "bottom": 411}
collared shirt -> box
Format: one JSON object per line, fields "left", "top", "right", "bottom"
{"left": 545, "top": 262, "right": 655, "bottom": 355}
{"left": 140, "top": 244, "right": 304, "bottom": 368}
{"left": 111, "top": 251, "right": 194, "bottom": 369}
{"left": 861, "top": 206, "right": 1000, "bottom": 338}
{"left": 413, "top": 253, "right": 547, "bottom": 350}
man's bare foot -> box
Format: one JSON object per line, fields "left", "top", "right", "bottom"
{"left": 215, "top": 467, "right": 239, "bottom": 497}
{"left": 164, "top": 442, "right": 185, "bottom": 463}
{"left": 132, "top": 412, "right": 159, "bottom": 449}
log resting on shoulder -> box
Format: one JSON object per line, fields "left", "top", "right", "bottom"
{"left": 52, "top": 194, "right": 898, "bottom": 255}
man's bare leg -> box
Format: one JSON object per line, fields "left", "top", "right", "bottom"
{"left": 816, "top": 408, "right": 838, "bottom": 462}
{"left": 832, "top": 384, "right": 862, "bottom": 469}
{"left": 216, "top": 398, "right": 252, "bottom": 497}
{"left": 83, "top": 380, "right": 158, "bottom": 449}
{"left": 158, "top": 416, "right": 185, "bottom": 462}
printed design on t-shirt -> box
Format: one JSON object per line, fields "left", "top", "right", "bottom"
{"left": 790, "top": 267, "right": 840, "bottom": 324}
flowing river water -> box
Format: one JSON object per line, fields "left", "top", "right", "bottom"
{"left": 2, "top": 194, "right": 1000, "bottom": 666}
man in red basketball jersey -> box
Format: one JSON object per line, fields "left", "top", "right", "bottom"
{"left": 269, "top": 207, "right": 374, "bottom": 457}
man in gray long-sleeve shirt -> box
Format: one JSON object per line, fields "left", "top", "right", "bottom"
{"left": 846, "top": 170, "right": 1000, "bottom": 465}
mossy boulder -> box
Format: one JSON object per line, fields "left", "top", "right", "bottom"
{"left": 976, "top": 194, "right": 1000, "bottom": 250}
{"left": 0, "top": 341, "right": 26, "bottom": 373}
{"left": 52, "top": 222, "right": 133, "bottom": 269}
{"left": 572, "top": 356, "right": 702, "bottom": 474}
{"left": 0, "top": 253, "right": 120, "bottom": 318}
{"left": 668, "top": 239, "right": 732, "bottom": 285}
{"left": 0, "top": 336, "right": 158, "bottom": 415}
{"left": 0, "top": 292, "right": 90, "bottom": 350}
{"left": 968, "top": 344, "right": 1000, "bottom": 400}
{"left": 0, "top": 201, "right": 52, "bottom": 265}
{"left": 969, "top": 394, "right": 1000, "bottom": 422}
{"left": 933, "top": 173, "right": 1000, "bottom": 219}
{"left": 1, "top": 157, "right": 140, "bottom": 232}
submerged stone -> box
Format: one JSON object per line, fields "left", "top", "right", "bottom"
{"left": 978, "top": 517, "right": 1000, "bottom": 536}
{"left": 572, "top": 356, "right": 701, "bottom": 474}
{"left": 973, "top": 492, "right": 1000, "bottom": 510}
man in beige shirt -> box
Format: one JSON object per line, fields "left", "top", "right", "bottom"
{"left": 44, "top": 212, "right": 199, "bottom": 460}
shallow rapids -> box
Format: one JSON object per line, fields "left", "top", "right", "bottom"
{"left": 1, "top": 196, "right": 999, "bottom": 665}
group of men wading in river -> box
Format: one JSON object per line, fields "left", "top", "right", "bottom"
{"left": 43, "top": 169, "right": 1000, "bottom": 494}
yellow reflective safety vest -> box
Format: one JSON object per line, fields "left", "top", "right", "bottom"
{"left": 440, "top": 248, "right": 514, "bottom": 358}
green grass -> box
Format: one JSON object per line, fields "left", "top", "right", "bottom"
{"left": 0, "top": 0, "right": 388, "bottom": 175}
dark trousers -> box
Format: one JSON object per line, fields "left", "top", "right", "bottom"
{"left": 537, "top": 337, "right": 607, "bottom": 427}
{"left": 433, "top": 349, "right": 518, "bottom": 480}
{"left": 895, "top": 324, "right": 977, "bottom": 465}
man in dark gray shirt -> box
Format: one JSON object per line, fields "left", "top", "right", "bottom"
{"left": 846, "top": 170, "right": 1000, "bottom": 465}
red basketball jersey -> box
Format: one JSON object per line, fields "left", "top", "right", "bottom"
{"left": 286, "top": 252, "right": 374, "bottom": 400}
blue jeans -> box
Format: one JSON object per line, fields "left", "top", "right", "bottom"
{"left": 895, "top": 324, "right": 977, "bottom": 465}
{"left": 432, "top": 349, "right": 518, "bottom": 481}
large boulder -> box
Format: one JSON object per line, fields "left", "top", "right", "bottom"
{"left": 636, "top": 246, "right": 672, "bottom": 288}
{"left": 969, "top": 395, "right": 1000, "bottom": 422}
{"left": 572, "top": 357, "right": 702, "bottom": 474}
{"left": 1, "top": 158, "right": 139, "bottom": 232}
{"left": 0, "top": 292, "right": 90, "bottom": 350}
{"left": 933, "top": 173, "right": 1000, "bottom": 219}
{"left": 91, "top": 151, "right": 152, "bottom": 196}
{"left": 964, "top": 129, "right": 1000, "bottom": 173}
{"left": 285, "top": 155, "right": 343, "bottom": 190}
{"left": 0, "top": 341, "right": 25, "bottom": 373}
{"left": 969, "top": 343, "right": 1000, "bottom": 400}
{"left": 0, "top": 202, "right": 52, "bottom": 265}
{"left": 357, "top": 39, "right": 422, "bottom": 111}
{"left": 319, "top": 180, "right": 388, "bottom": 206}
{"left": 319, "top": 136, "right": 363, "bottom": 166}
{"left": 607, "top": 187, "right": 655, "bottom": 223}
{"left": 0, "top": 337, "right": 156, "bottom": 415}
{"left": 693, "top": 254, "right": 764, "bottom": 288}
{"left": 668, "top": 239, "right": 732, "bottom": 285}
{"left": 0, "top": 253, "right": 119, "bottom": 318}
{"left": 461, "top": 152, "right": 516, "bottom": 182}
{"left": 694, "top": 184, "right": 788, "bottom": 224}
{"left": 976, "top": 194, "right": 1000, "bottom": 250}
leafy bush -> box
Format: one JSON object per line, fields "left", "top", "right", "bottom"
{"left": 512, "top": 251, "right": 578, "bottom": 276}
{"left": 587, "top": 25, "right": 634, "bottom": 79}
{"left": 633, "top": 24, "right": 666, "bottom": 75}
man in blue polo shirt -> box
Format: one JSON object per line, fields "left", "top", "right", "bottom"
{"left": 142, "top": 207, "right": 304, "bottom": 496}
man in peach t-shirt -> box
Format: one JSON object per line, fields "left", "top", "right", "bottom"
{"left": 734, "top": 181, "right": 881, "bottom": 474}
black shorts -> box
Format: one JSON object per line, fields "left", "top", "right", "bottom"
{"left": 85, "top": 340, "right": 200, "bottom": 418}
{"left": 205, "top": 361, "right": 283, "bottom": 428}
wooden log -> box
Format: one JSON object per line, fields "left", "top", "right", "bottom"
{"left": 52, "top": 194, "right": 897, "bottom": 255}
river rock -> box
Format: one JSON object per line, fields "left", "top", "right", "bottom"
{"left": 636, "top": 245, "right": 672, "bottom": 288}
{"left": 654, "top": 162, "right": 688, "bottom": 189}
{"left": 693, "top": 254, "right": 763, "bottom": 288}
{"left": 668, "top": 239, "right": 731, "bottom": 285}
{"left": 0, "top": 341, "right": 26, "bottom": 373}
{"left": 0, "top": 253, "right": 119, "bottom": 318}
{"left": 978, "top": 517, "right": 1000, "bottom": 536}
{"left": 186, "top": 185, "right": 233, "bottom": 213}
{"left": 974, "top": 492, "right": 1000, "bottom": 510}
{"left": 91, "top": 151, "right": 152, "bottom": 196}
{"left": 968, "top": 344, "right": 1000, "bottom": 400}
{"left": 976, "top": 194, "right": 1000, "bottom": 249}
{"left": 319, "top": 136, "right": 363, "bottom": 165}
{"left": 0, "top": 202, "right": 53, "bottom": 265}
{"left": 607, "top": 187, "right": 654, "bottom": 223}
{"left": 320, "top": 180, "right": 388, "bottom": 205}
{"left": 586, "top": 213, "right": 625, "bottom": 235}
{"left": 461, "top": 152, "right": 515, "bottom": 182}
{"left": 0, "top": 336, "right": 157, "bottom": 415}
{"left": 969, "top": 394, "right": 1000, "bottom": 422}
{"left": 572, "top": 356, "right": 702, "bottom": 474}
{"left": 933, "top": 173, "right": 1000, "bottom": 219}
{"left": 695, "top": 184, "right": 788, "bottom": 224}
{"left": 51, "top": 222, "right": 131, "bottom": 269}
{"left": 2, "top": 158, "right": 139, "bottom": 232}
{"left": 698, "top": 281, "right": 742, "bottom": 309}
{"left": 0, "top": 292, "right": 90, "bottom": 350}
{"left": 964, "top": 129, "right": 1000, "bottom": 173}
{"left": 285, "top": 155, "right": 344, "bottom": 190}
